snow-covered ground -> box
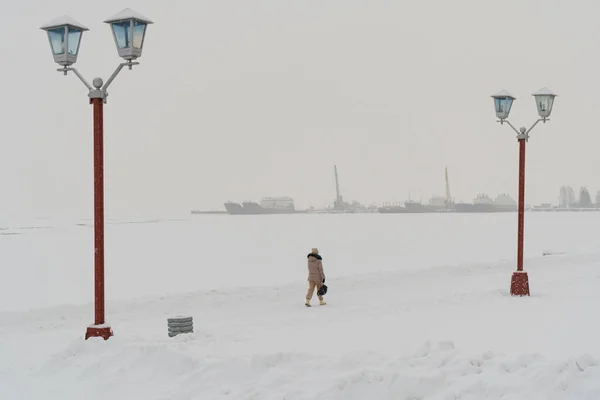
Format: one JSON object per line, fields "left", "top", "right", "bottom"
{"left": 1, "top": 213, "right": 600, "bottom": 399}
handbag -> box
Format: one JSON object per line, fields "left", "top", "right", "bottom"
{"left": 317, "top": 284, "right": 328, "bottom": 296}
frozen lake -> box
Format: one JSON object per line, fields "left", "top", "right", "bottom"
{"left": 1, "top": 212, "right": 598, "bottom": 312}
{"left": 2, "top": 212, "right": 600, "bottom": 399}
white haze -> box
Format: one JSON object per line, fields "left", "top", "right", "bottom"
{"left": 1, "top": 0, "right": 598, "bottom": 217}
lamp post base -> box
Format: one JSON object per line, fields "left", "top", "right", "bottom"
{"left": 85, "top": 324, "right": 113, "bottom": 340}
{"left": 510, "top": 271, "right": 530, "bottom": 296}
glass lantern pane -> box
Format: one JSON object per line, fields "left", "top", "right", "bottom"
{"left": 494, "top": 98, "right": 503, "bottom": 113}
{"left": 48, "top": 27, "right": 65, "bottom": 55}
{"left": 504, "top": 98, "right": 513, "bottom": 113}
{"left": 67, "top": 28, "right": 82, "bottom": 55}
{"left": 133, "top": 21, "right": 146, "bottom": 49}
{"left": 536, "top": 96, "right": 553, "bottom": 113}
{"left": 495, "top": 97, "right": 513, "bottom": 113}
{"left": 112, "top": 21, "right": 131, "bottom": 49}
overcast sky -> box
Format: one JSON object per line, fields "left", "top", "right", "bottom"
{"left": 1, "top": 0, "right": 598, "bottom": 216}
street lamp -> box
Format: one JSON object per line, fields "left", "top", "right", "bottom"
{"left": 491, "top": 87, "right": 558, "bottom": 297}
{"left": 40, "top": 9, "right": 153, "bottom": 340}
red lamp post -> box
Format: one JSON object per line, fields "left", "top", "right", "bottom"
{"left": 40, "top": 9, "right": 153, "bottom": 339}
{"left": 491, "top": 88, "right": 558, "bottom": 296}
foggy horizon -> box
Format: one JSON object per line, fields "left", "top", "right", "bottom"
{"left": 2, "top": 0, "right": 599, "bottom": 216}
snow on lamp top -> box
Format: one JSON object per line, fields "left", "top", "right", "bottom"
{"left": 40, "top": 16, "right": 89, "bottom": 66}
{"left": 532, "top": 87, "right": 557, "bottom": 119}
{"left": 491, "top": 89, "right": 516, "bottom": 121}
{"left": 104, "top": 8, "right": 153, "bottom": 61}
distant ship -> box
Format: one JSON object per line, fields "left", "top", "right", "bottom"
{"left": 308, "top": 165, "right": 372, "bottom": 213}
{"left": 454, "top": 193, "right": 517, "bottom": 213}
{"left": 379, "top": 167, "right": 455, "bottom": 213}
{"left": 224, "top": 197, "right": 301, "bottom": 215}
{"left": 378, "top": 202, "right": 409, "bottom": 213}
{"left": 379, "top": 199, "right": 441, "bottom": 213}
{"left": 494, "top": 193, "right": 519, "bottom": 212}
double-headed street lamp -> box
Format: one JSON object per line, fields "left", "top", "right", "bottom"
{"left": 491, "top": 88, "right": 557, "bottom": 297}
{"left": 40, "top": 9, "right": 153, "bottom": 340}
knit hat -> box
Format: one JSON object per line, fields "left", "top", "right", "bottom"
{"left": 311, "top": 248, "right": 319, "bottom": 255}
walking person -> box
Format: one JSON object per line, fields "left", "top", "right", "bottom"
{"left": 305, "top": 248, "right": 327, "bottom": 307}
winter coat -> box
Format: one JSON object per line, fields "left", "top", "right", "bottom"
{"left": 307, "top": 253, "right": 325, "bottom": 283}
